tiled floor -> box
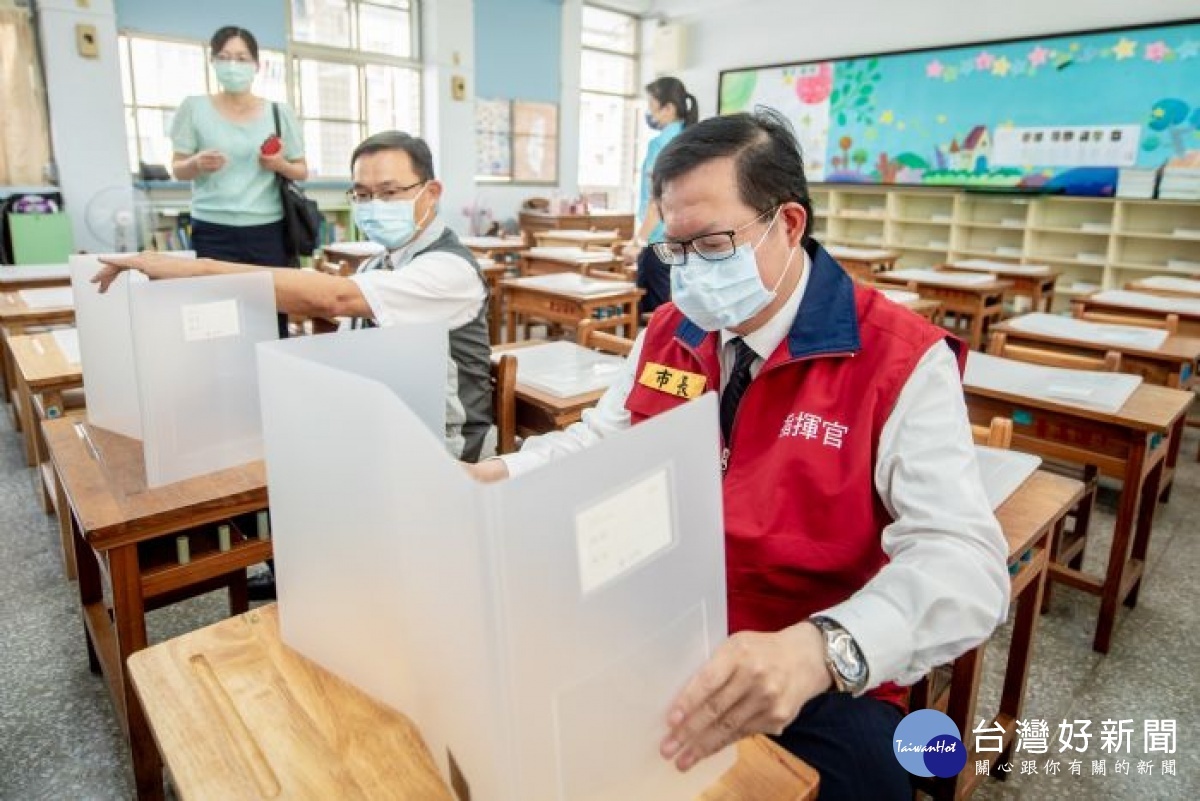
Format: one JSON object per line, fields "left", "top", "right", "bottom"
{"left": 0, "top": 408, "right": 1196, "bottom": 799}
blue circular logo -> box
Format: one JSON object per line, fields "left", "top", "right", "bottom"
{"left": 892, "top": 709, "right": 967, "bottom": 778}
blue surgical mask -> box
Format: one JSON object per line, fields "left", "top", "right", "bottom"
{"left": 645, "top": 111, "right": 662, "bottom": 131}
{"left": 214, "top": 61, "right": 256, "bottom": 93}
{"left": 352, "top": 186, "right": 430, "bottom": 250}
{"left": 670, "top": 211, "right": 796, "bottom": 331}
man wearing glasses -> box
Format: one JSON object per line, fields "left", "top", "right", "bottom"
{"left": 470, "top": 109, "right": 1008, "bottom": 799}
{"left": 96, "top": 131, "right": 494, "bottom": 464}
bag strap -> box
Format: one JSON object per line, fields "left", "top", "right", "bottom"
{"left": 272, "top": 102, "right": 281, "bottom": 137}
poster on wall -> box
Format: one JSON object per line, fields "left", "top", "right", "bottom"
{"left": 475, "top": 98, "right": 512, "bottom": 178}
{"left": 718, "top": 20, "right": 1200, "bottom": 196}
{"left": 512, "top": 101, "right": 559, "bottom": 183}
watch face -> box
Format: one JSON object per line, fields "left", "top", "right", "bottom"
{"left": 831, "top": 634, "right": 868, "bottom": 683}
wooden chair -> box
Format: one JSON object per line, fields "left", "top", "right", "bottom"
{"left": 971, "top": 416, "right": 1013, "bottom": 449}
{"left": 1072, "top": 307, "right": 1179, "bottom": 334}
{"left": 491, "top": 354, "right": 517, "bottom": 455}
{"left": 577, "top": 318, "right": 634, "bottom": 356}
{"left": 985, "top": 331, "right": 1117, "bottom": 613}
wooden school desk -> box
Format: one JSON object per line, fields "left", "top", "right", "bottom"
{"left": 459, "top": 235, "right": 528, "bottom": 261}
{"left": 0, "top": 286, "right": 75, "bottom": 417}
{"left": 0, "top": 262, "right": 71, "bottom": 292}
{"left": 501, "top": 274, "right": 642, "bottom": 343}
{"left": 44, "top": 419, "right": 271, "bottom": 801}
{"left": 1125, "top": 275, "right": 1200, "bottom": 299}
{"left": 913, "top": 469, "right": 1084, "bottom": 800}
{"left": 824, "top": 245, "right": 899, "bottom": 282}
{"left": 492, "top": 340, "right": 620, "bottom": 436}
{"left": 518, "top": 209, "right": 635, "bottom": 244}
{"left": 519, "top": 246, "right": 625, "bottom": 277}
{"left": 963, "top": 358, "right": 1193, "bottom": 653}
{"left": 8, "top": 329, "right": 81, "bottom": 471}
{"left": 128, "top": 604, "right": 820, "bottom": 801}
{"left": 533, "top": 228, "right": 622, "bottom": 250}
{"left": 942, "top": 259, "right": 1059, "bottom": 312}
{"left": 1071, "top": 290, "right": 1200, "bottom": 338}
{"left": 315, "top": 242, "right": 383, "bottom": 276}
{"left": 992, "top": 314, "right": 1200, "bottom": 390}
{"left": 875, "top": 269, "right": 1011, "bottom": 350}
{"left": 872, "top": 286, "right": 943, "bottom": 322}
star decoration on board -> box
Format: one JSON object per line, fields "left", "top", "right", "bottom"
{"left": 1112, "top": 38, "right": 1137, "bottom": 60}
{"left": 1178, "top": 40, "right": 1199, "bottom": 59}
{"left": 879, "top": 109, "right": 895, "bottom": 124}
{"left": 926, "top": 59, "right": 944, "bottom": 78}
{"left": 1028, "top": 46, "right": 1049, "bottom": 67}
{"left": 976, "top": 51, "right": 995, "bottom": 70}
{"left": 992, "top": 56, "right": 1011, "bottom": 76}
{"left": 1144, "top": 41, "right": 1169, "bottom": 62}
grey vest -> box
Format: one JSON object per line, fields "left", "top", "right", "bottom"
{"left": 356, "top": 229, "right": 494, "bottom": 462}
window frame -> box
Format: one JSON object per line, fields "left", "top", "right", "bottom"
{"left": 577, "top": 3, "right": 643, "bottom": 199}
{"left": 118, "top": 1, "right": 423, "bottom": 179}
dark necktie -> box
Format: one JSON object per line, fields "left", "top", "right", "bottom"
{"left": 720, "top": 338, "right": 758, "bottom": 445}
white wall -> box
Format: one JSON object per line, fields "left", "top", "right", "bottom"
{"left": 36, "top": 0, "right": 133, "bottom": 251}
{"left": 422, "top": 0, "right": 475, "bottom": 233}
{"left": 649, "top": 0, "right": 1199, "bottom": 120}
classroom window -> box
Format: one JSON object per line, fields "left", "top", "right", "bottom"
{"left": 578, "top": 5, "right": 642, "bottom": 201}
{"left": 118, "top": 35, "right": 287, "bottom": 173}
{"left": 290, "top": 0, "right": 422, "bottom": 178}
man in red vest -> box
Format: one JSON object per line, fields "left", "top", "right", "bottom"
{"left": 470, "top": 109, "right": 1008, "bottom": 799}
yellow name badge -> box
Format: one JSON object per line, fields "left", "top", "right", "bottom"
{"left": 637, "top": 362, "right": 707, "bottom": 400}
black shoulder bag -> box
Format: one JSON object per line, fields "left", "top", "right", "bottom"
{"left": 272, "top": 103, "right": 323, "bottom": 260}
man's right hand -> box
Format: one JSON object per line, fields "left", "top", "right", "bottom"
{"left": 192, "top": 150, "right": 227, "bottom": 173}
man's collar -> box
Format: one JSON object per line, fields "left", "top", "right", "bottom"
{"left": 386, "top": 214, "right": 445, "bottom": 269}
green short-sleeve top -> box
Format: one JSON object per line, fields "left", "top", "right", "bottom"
{"left": 170, "top": 96, "right": 305, "bottom": 227}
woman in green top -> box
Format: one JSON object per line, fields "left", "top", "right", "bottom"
{"left": 620, "top": 77, "right": 698, "bottom": 315}
{"left": 170, "top": 27, "right": 307, "bottom": 282}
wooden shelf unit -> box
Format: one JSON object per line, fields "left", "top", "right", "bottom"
{"left": 809, "top": 185, "right": 1200, "bottom": 306}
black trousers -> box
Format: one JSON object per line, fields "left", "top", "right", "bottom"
{"left": 635, "top": 245, "right": 671, "bottom": 316}
{"left": 191, "top": 218, "right": 291, "bottom": 339}
{"left": 771, "top": 692, "right": 912, "bottom": 801}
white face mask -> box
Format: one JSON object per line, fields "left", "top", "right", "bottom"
{"left": 352, "top": 184, "right": 431, "bottom": 250}
{"left": 670, "top": 209, "right": 797, "bottom": 331}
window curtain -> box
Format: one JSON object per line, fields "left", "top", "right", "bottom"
{"left": 0, "top": 4, "right": 52, "bottom": 185}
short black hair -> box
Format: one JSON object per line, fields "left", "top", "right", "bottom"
{"left": 210, "top": 26, "right": 259, "bottom": 62}
{"left": 651, "top": 107, "right": 814, "bottom": 241}
{"left": 350, "top": 131, "right": 436, "bottom": 181}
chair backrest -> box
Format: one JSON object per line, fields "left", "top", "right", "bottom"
{"left": 490, "top": 354, "right": 517, "bottom": 455}
{"left": 577, "top": 318, "right": 634, "bottom": 356}
{"left": 986, "top": 332, "right": 1123, "bottom": 373}
{"left": 971, "top": 416, "right": 1013, "bottom": 449}
{"left": 1073, "top": 306, "right": 1179, "bottom": 334}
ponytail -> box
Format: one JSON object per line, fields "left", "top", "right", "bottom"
{"left": 683, "top": 92, "right": 699, "bottom": 127}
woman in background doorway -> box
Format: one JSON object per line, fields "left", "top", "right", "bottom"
{"left": 621, "top": 76, "right": 698, "bottom": 315}
{"left": 170, "top": 26, "right": 307, "bottom": 337}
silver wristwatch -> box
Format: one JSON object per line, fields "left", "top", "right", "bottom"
{"left": 809, "top": 616, "right": 869, "bottom": 695}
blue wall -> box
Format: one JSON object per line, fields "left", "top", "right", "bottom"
{"left": 474, "top": 0, "right": 561, "bottom": 102}
{"left": 114, "top": 0, "right": 288, "bottom": 50}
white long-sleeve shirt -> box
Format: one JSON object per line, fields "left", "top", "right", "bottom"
{"left": 499, "top": 252, "right": 1010, "bottom": 690}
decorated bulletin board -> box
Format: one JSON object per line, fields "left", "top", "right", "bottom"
{"left": 475, "top": 99, "right": 559, "bottom": 184}
{"left": 718, "top": 20, "right": 1200, "bottom": 195}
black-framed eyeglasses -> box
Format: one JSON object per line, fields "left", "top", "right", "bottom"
{"left": 650, "top": 207, "right": 776, "bottom": 267}
{"left": 346, "top": 180, "right": 427, "bottom": 204}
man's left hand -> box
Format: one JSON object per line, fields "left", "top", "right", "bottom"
{"left": 660, "top": 622, "right": 832, "bottom": 771}
{"left": 93, "top": 252, "right": 195, "bottom": 292}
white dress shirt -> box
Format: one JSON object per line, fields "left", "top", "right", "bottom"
{"left": 500, "top": 250, "right": 1009, "bottom": 691}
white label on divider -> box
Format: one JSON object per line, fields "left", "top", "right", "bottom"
{"left": 576, "top": 468, "right": 674, "bottom": 594}
{"left": 181, "top": 299, "right": 241, "bottom": 342}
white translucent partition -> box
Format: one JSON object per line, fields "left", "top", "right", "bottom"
{"left": 51, "top": 329, "right": 80, "bottom": 365}
{"left": 517, "top": 273, "right": 635, "bottom": 295}
{"left": 527, "top": 246, "right": 618, "bottom": 263}
{"left": 17, "top": 286, "right": 74, "bottom": 307}
{"left": 826, "top": 245, "right": 894, "bottom": 260}
{"left": 501, "top": 341, "right": 624, "bottom": 398}
{"left": 130, "top": 272, "right": 277, "bottom": 486}
{"left": 974, "top": 446, "right": 1041, "bottom": 510}
{"left": 965, "top": 352, "right": 1142, "bottom": 413}
{"left": 0, "top": 263, "right": 71, "bottom": 283}
{"left": 1006, "top": 312, "right": 1168, "bottom": 349}
{"left": 1092, "top": 289, "right": 1200, "bottom": 315}
{"left": 259, "top": 336, "right": 733, "bottom": 801}
{"left": 880, "top": 289, "right": 920, "bottom": 305}
{"left": 950, "top": 259, "right": 1052, "bottom": 275}
{"left": 70, "top": 254, "right": 151, "bottom": 438}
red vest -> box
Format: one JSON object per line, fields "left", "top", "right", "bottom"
{"left": 625, "top": 243, "right": 965, "bottom": 710}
